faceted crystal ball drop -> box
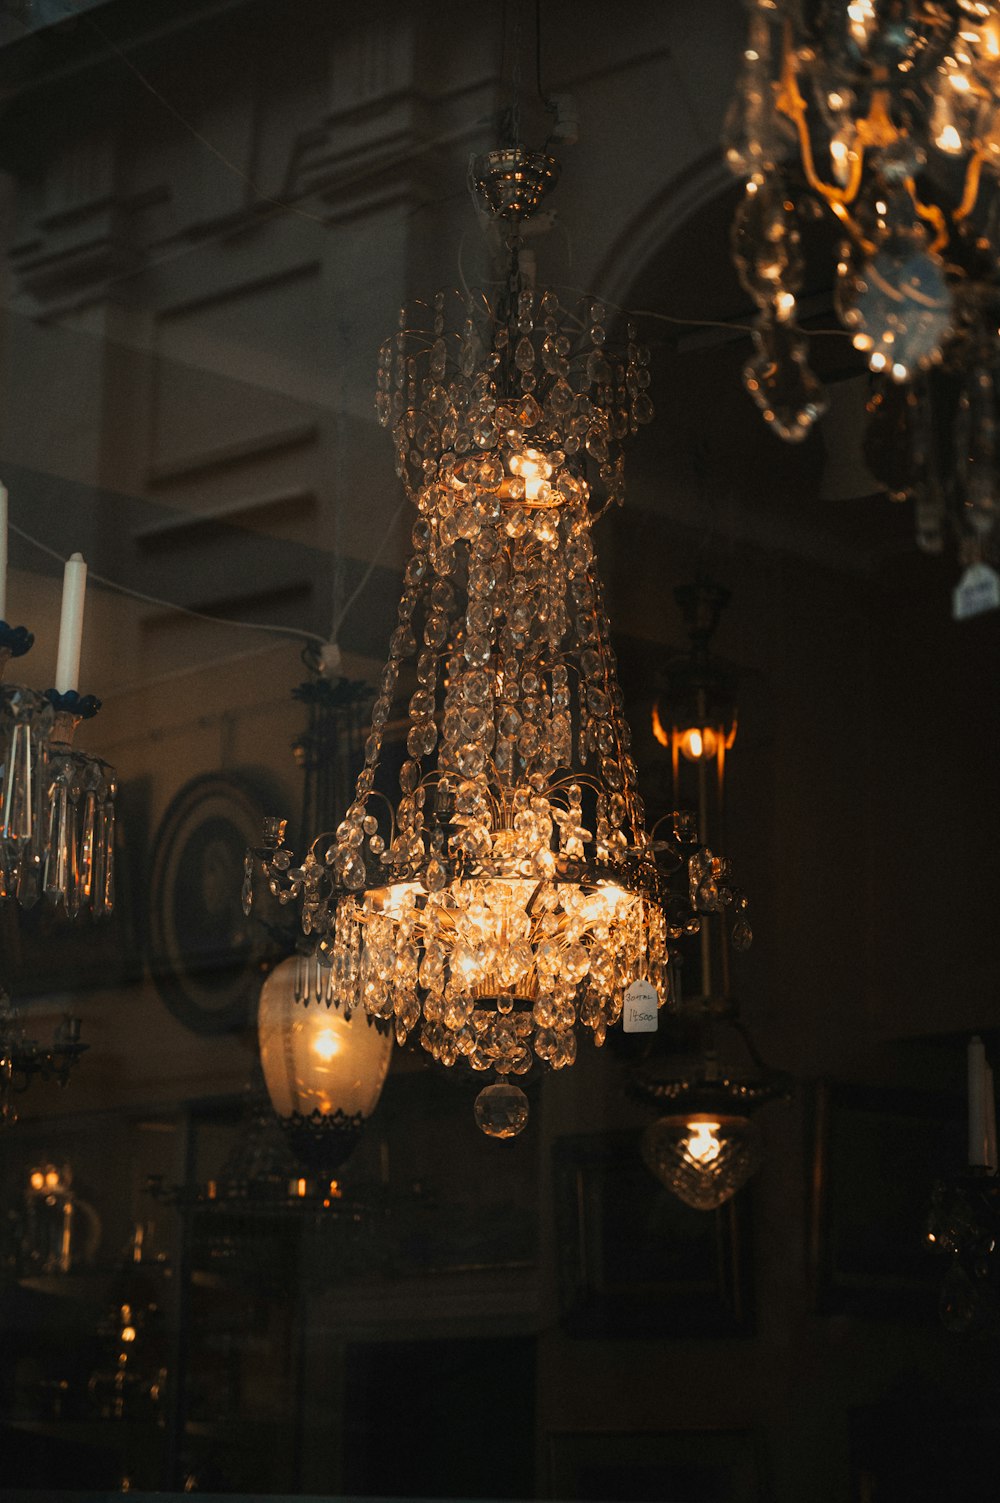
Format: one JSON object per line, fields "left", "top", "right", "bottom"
{"left": 474, "top": 1079, "right": 530, "bottom": 1139}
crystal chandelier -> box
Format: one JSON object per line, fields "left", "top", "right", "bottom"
{"left": 251, "top": 148, "right": 755, "bottom": 1136}
{"left": 725, "top": 1, "right": 1000, "bottom": 572}
{"left": 0, "top": 546, "right": 116, "bottom": 915}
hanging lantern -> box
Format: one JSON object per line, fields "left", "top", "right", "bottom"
{"left": 637, "top": 582, "right": 782, "bottom": 1209}
{"left": 258, "top": 954, "right": 392, "bottom": 1174}
{"left": 635, "top": 1065, "right": 781, "bottom": 1212}
{"left": 651, "top": 580, "right": 738, "bottom": 790}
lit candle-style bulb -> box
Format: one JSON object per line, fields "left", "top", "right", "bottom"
{"left": 684, "top": 1120, "right": 722, "bottom": 1165}
{"left": 54, "top": 552, "right": 87, "bottom": 695}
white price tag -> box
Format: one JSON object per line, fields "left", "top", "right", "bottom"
{"left": 953, "top": 563, "right": 1000, "bottom": 621}
{"left": 623, "top": 979, "right": 659, "bottom": 1033}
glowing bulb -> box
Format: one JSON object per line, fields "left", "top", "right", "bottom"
{"left": 679, "top": 725, "right": 719, "bottom": 762}
{"left": 44, "top": 1169, "right": 60, "bottom": 1189}
{"left": 121, "top": 1326, "right": 136, "bottom": 1343}
{"left": 846, "top": 0, "right": 876, "bottom": 46}
{"left": 684, "top": 1120, "right": 722, "bottom": 1165}
{"left": 296, "top": 1177, "right": 307, "bottom": 1198}
{"left": 508, "top": 447, "right": 554, "bottom": 502}
{"left": 29, "top": 1171, "right": 44, "bottom": 1190}
{"left": 312, "top": 1028, "right": 342, "bottom": 1061}
{"left": 936, "top": 123, "right": 963, "bottom": 153}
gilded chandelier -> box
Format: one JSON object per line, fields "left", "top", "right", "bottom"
{"left": 725, "top": 0, "right": 1000, "bottom": 565}
{"left": 252, "top": 152, "right": 750, "bottom": 1136}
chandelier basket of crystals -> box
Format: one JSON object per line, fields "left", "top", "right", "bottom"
{"left": 724, "top": 0, "right": 1000, "bottom": 565}
{"left": 251, "top": 130, "right": 752, "bottom": 1136}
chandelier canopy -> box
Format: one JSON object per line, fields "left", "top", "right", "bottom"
{"left": 252, "top": 152, "right": 750, "bottom": 1135}
{"left": 725, "top": 0, "right": 1000, "bottom": 572}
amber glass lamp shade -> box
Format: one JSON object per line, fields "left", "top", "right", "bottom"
{"left": 641, "top": 1110, "right": 762, "bottom": 1211}
{"left": 651, "top": 703, "right": 733, "bottom": 764}
{"left": 258, "top": 957, "right": 392, "bottom": 1171}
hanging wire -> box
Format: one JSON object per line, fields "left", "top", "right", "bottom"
{"left": 329, "top": 497, "right": 408, "bottom": 643}
{"left": 8, "top": 520, "right": 329, "bottom": 647}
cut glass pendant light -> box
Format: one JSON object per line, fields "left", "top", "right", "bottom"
{"left": 635, "top": 1066, "right": 780, "bottom": 1212}
{"left": 724, "top": 0, "right": 1000, "bottom": 567}
{"left": 251, "top": 148, "right": 751, "bottom": 1136}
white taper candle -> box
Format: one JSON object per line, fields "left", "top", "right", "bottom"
{"left": 969, "top": 1035, "right": 989, "bottom": 1168}
{"left": 0, "top": 483, "right": 8, "bottom": 622}
{"left": 54, "top": 552, "right": 87, "bottom": 695}
{"left": 986, "top": 1062, "right": 997, "bottom": 1174}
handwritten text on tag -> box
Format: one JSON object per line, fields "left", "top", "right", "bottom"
{"left": 623, "top": 979, "right": 659, "bottom": 1033}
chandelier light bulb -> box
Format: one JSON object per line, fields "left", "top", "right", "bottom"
{"left": 683, "top": 1117, "right": 723, "bottom": 1166}
{"left": 678, "top": 725, "right": 719, "bottom": 763}
{"left": 311, "top": 1027, "right": 342, "bottom": 1062}
{"left": 642, "top": 1111, "right": 764, "bottom": 1212}
{"left": 507, "top": 446, "right": 555, "bottom": 504}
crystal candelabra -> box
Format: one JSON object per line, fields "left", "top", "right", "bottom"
{"left": 928, "top": 1169, "right": 1000, "bottom": 1332}
{"left": 725, "top": 0, "right": 1000, "bottom": 571}
{"left": 147, "top": 1081, "right": 367, "bottom": 1221}
{"left": 0, "top": 988, "right": 86, "bottom": 1126}
{"left": 249, "top": 148, "right": 752, "bottom": 1136}
{"left": 0, "top": 621, "right": 116, "bottom": 916}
